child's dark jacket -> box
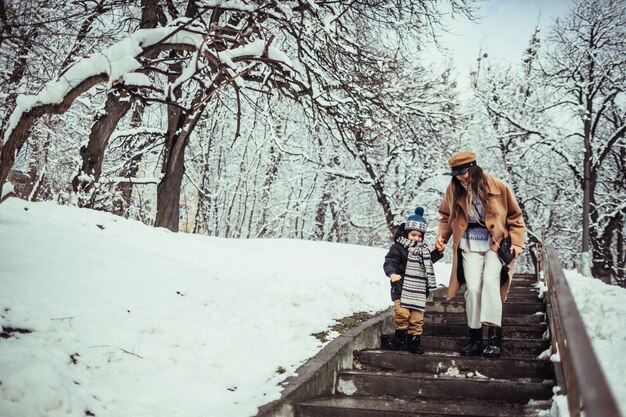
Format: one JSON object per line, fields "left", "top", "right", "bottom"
{"left": 383, "top": 223, "right": 443, "bottom": 301}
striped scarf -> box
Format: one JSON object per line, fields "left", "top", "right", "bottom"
{"left": 396, "top": 236, "right": 437, "bottom": 311}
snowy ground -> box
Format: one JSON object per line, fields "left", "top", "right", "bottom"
{"left": 562, "top": 269, "right": 626, "bottom": 417}
{"left": 0, "top": 199, "right": 623, "bottom": 417}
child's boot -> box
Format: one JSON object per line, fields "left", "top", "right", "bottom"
{"left": 390, "top": 329, "right": 407, "bottom": 350}
{"left": 407, "top": 334, "right": 424, "bottom": 354}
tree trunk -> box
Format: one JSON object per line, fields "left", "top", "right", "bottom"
{"left": 353, "top": 129, "right": 395, "bottom": 235}
{"left": 72, "top": 90, "right": 134, "bottom": 196}
{"left": 590, "top": 213, "right": 619, "bottom": 284}
{"left": 314, "top": 152, "right": 339, "bottom": 240}
{"left": 314, "top": 187, "right": 332, "bottom": 240}
{"left": 0, "top": 14, "right": 38, "bottom": 188}
{"left": 590, "top": 164, "right": 617, "bottom": 284}
{"left": 152, "top": 0, "right": 207, "bottom": 231}
{"left": 112, "top": 104, "right": 143, "bottom": 217}
{"left": 328, "top": 199, "right": 346, "bottom": 242}
{"left": 581, "top": 112, "right": 593, "bottom": 276}
{"left": 192, "top": 160, "right": 212, "bottom": 234}
{"left": 192, "top": 118, "right": 218, "bottom": 234}
{"left": 587, "top": 157, "right": 620, "bottom": 284}
{"left": 0, "top": 27, "right": 38, "bottom": 137}
{"left": 257, "top": 145, "right": 283, "bottom": 237}
{"left": 155, "top": 92, "right": 206, "bottom": 231}
{"left": 71, "top": 0, "right": 165, "bottom": 202}
{"left": 617, "top": 217, "right": 625, "bottom": 287}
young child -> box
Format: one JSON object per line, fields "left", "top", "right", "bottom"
{"left": 383, "top": 206, "right": 443, "bottom": 354}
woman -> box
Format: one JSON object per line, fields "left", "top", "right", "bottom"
{"left": 435, "top": 151, "right": 525, "bottom": 357}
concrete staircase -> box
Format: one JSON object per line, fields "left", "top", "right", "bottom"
{"left": 297, "top": 274, "right": 554, "bottom": 416}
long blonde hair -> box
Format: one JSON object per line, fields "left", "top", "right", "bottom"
{"left": 448, "top": 165, "right": 489, "bottom": 224}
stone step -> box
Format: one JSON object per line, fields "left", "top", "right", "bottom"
{"left": 513, "top": 273, "right": 539, "bottom": 281}
{"left": 503, "top": 293, "right": 543, "bottom": 301}
{"left": 509, "top": 281, "right": 540, "bottom": 288}
{"left": 433, "top": 288, "right": 542, "bottom": 300}
{"left": 424, "top": 312, "right": 546, "bottom": 325}
{"left": 434, "top": 284, "right": 538, "bottom": 296}
{"left": 432, "top": 294, "right": 542, "bottom": 303}
{"left": 509, "top": 284, "right": 541, "bottom": 289}
{"left": 355, "top": 350, "right": 553, "bottom": 380}
{"left": 421, "top": 335, "right": 549, "bottom": 357}
{"left": 299, "top": 396, "right": 552, "bottom": 417}
{"left": 506, "top": 288, "right": 542, "bottom": 295}
{"left": 289, "top": 274, "right": 553, "bottom": 417}
{"left": 426, "top": 301, "right": 545, "bottom": 315}
{"left": 423, "top": 323, "right": 546, "bottom": 339}
{"left": 383, "top": 335, "right": 549, "bottom": 357}
{"left": 336, "top": 370, "right": 553, "bottom": 403}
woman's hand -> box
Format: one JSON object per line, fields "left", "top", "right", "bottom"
{"left": 435, "top": 235, "right": 446, "bottom": 253}
{"left": 511, "top": 245, "right": 523, "bottom": 259}
{"left": 390, "top": 274, "right": 402, "bottom": 282}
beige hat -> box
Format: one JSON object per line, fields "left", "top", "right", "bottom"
{"left": 447, "top": 151, "right": 477, "bottom": 176}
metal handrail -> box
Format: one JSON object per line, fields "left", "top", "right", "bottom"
{"left": 540, "top": 244, "right": 621, "bottom": 417}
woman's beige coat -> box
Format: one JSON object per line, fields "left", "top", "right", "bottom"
{"left": 437, "top": 171, "right": 526, "bottom": 301}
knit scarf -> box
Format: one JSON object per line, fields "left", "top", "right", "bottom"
{"left": 396, "top": 236, "right": 437, "bottom": 311}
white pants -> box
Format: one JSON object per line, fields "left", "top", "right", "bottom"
{"left": 461, "top": 249, "right": 503, "bottom": 328}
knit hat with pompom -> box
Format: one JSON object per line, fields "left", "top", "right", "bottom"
{"left": 405, "top": 206, "right": 427, "bottom": 235}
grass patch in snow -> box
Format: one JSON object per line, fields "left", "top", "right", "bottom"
{"left": 311, "top": 310, "right": 379, "bottom": 342}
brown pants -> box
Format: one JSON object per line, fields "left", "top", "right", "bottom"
{"left": 393, "top": 299, "right": 424, "bottom": 336}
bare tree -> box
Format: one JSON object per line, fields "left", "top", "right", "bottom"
{"left": 0, "top": 3, "right": 299, "bottom": 232}
{"left": 543, "top": 0, "right": 626, "bottom": 280}
{"left": 1, "top": 0, "right": 476, "bottom": 238}
{"left": 0, "top": 1, "right": 134, "bottom": 196}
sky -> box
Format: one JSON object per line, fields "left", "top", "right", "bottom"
{"left": 427, "top": 0, "right": 574, "bottom": 88}
{"left": 1, "top": 198, "right": 625, "bottom": 417}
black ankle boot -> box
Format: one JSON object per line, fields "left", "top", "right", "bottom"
{"left": 483, "top": 326, "right": 502, "bottom": 357}
{"left": 407, "top": 334, "right": 424, "bottom": 354}
{"left": 390, "top": 329, "right": 407, "bottom": 350}
{"left": 460, "top": 327, "right": 483, "bottom": 356}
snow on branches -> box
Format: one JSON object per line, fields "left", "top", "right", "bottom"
{"left": 0, "top": 7, "right": 295, "bottom": 195}
{"left": 4, "top": 17, "right": 292, "bottom": 143}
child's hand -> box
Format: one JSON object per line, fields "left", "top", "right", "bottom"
{"left": 390, "top": 274, "right": 402, "bottom": 282}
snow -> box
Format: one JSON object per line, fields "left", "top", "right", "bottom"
{"left": 4, "top": 20, "right": 292, "bottom": 144}
{"left": 217, "top": 39, "right": 293, "bottom": 69}
{"left": 4, "top": 23, "right": 203, "bottom": 143}
{"left": 564, "top": 270, "right": 626, "bottom": 417}
{"left": 1, "top": 199, "right": 623, "bottom": 417}
{"left": 537, "top": 271, "right": 626, "bottom": 417}
{"left": 0, "top": 199, "right": 443, "bottom": 417}
{"left": 539, "top": 388, "right": 571, "bottom": 417}
{"left": 1, "top": 182, "right": 14, "bottom": 199}
{"left": 440, "top": 366, "right": 488, "bottom": 379}
{"left": 199, "top": 1, "right": 258, "bottom": 12}
{"left": 120, "top": 72, "right": 152, "bottom": 88}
